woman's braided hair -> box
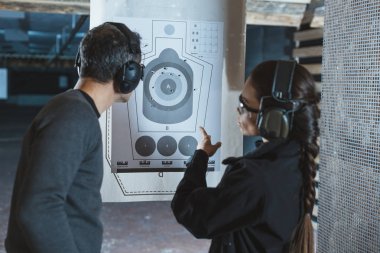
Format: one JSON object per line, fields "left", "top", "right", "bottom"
{"left": 250, "top": 60, "right": 320, "bottom": 253}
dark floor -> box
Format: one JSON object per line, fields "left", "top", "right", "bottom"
{"left": 0, "top": 104, "right": 210, "bottom": 253}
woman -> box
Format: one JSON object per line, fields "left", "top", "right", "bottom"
{"left": 171, "top": 60, "right": 320, "bottom": 253}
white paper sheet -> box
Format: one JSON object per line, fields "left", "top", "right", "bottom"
{"left": 100, "top": 17, "right": 224, "bottom": 202}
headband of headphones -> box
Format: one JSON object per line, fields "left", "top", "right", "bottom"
{"left": 257, "top": 60, "right": 301, "bottom": 140}
{"left": 272, "top": 60, "right": 296, "bottom": 101}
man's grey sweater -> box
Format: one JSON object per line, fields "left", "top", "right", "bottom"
{"left": 5, "top": 89, "right": 103, "bottom": 253}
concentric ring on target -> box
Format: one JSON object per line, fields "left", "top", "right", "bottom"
{"left": 144, "top": 62, "right": 192, "bottom": 111}
{"left": 148, "top": 66, "right": 188, "bottom": 107}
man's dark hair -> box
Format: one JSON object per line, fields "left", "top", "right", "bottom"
{"left": 78, "top": 22, "right": 141, "bottom": 84}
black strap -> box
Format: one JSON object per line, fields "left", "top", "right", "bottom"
{"left": 272, "top": 60, "right": 296, "bottom": 100}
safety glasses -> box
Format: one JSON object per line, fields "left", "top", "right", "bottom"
{"left": 237, "top": 95, "right": 260, "bottom": 115}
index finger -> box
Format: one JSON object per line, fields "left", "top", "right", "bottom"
{"left": 199, "top": 126, "right": 208, "bottom": 138}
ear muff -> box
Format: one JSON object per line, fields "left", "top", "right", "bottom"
{"left": 257, "top": 106, "right": 290, "bottom": 139}
{"left": 117, "top": 60, "right": 144, "bottom": 94}
{"left": 106, "top": 22, "right": 144, "bottom": 94}
{"left": 256, "top": 60, "right": 298, "bottom": 140}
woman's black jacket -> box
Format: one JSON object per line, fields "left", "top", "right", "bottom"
{"left": 171, "top": 139, "right": 303, "bottom": 253}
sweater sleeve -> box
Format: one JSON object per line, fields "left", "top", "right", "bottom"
{"left": 16, "top": 106, "right": 96, "bottom": 253}
{"left": 171, "top": 150, "right": 264, "bottom": 239}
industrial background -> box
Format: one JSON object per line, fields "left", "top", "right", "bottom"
{"left": 0, "top": 0, "right": 331, "bottom": 252}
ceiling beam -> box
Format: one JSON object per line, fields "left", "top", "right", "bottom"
{"left": 246, "top": 1, "right": 307, "bottom": 27}
{"left": 47, "top": 15, "right": 88, "bottom": 66}
{"left": 0, "top": 0, "right": 90, "bottom": 15}
{"left": 293, "top": 45, "right": 323, "bottom": 58}
{"left": 311, "top": 6, "right": 324, "bottom": 28}
{"left": 294, "top": 28, "right": 323, "bottom": 41}
{"left": 0, "top": 54, "right": 75, "bottom": 68}
{"left": 300, "top": 0, "right": 324, "bottom": 26}
{"left": 2, "top": 1, "right": 314, "bottom": 28}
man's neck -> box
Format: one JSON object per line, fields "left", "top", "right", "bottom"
{"left": 74, "top": 78, "right": 115, "bottom": 114}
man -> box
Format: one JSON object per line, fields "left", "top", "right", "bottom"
{"left": 5, "top": 22, "right": 143, "bottom": 253}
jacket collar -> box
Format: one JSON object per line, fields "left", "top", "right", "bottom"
{"left": 222, "top": 138, "right": 300, "bottom": 165}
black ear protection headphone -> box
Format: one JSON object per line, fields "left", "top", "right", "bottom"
{"left": 74, "top": 22, "right": 144, "bottom": 94}
{"left": 256, "top": 60, "right": 304, "bottom": 140}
